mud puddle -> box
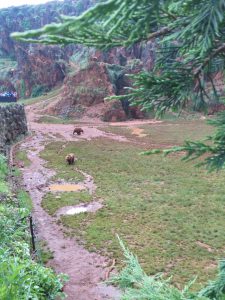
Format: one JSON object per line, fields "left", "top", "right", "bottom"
{"left": 49, "top": 183, "right": 85, "bottom": 192}
{"left": 131, "top": 127, "right": 148, "bottom": 137}
{"left": 56, "top": 201, "right": 103, "bottom": 217}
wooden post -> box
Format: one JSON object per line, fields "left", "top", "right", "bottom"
{"left": 29, "top": 215, "right": 36, "bottom": 253}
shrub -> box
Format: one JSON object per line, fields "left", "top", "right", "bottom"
{"left": 111, "top": 237, "right": 225, "bottom": 300}
{"left": 31, "top": 85, "right": 48, "bottom": 98}
{"left": 0, "top": 154, "right": 68, "bottom": 299}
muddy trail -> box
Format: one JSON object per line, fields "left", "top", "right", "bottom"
{"left": 17, "top": 105, "right": 127, "bottom": 300}
{"left": 16, "top": 102, "right": 161, "bottom": 300}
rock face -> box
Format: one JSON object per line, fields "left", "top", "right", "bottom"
{"left": 15, "top": 44, "right": 67, "bottom": 98}
{"left": 0, "top": 0, "right": 94, "bottom": 97}
{"left": 94, "top": 41, "right": 156, "bottom": 71}
{"left": 44, "top": 61, "right": 147, "bottom": 121}
{"left": 45, "top": 62, "right": 115, "bottom": 118}
{"left": 101, "top": 100, "right": 127, "bottom": 122}
{"left": 0, "top": 104, "right": 28, "bottom": 154}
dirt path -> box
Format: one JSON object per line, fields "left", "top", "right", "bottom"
{"left": 17, "top": 105, "right": 127, "bottom": 300}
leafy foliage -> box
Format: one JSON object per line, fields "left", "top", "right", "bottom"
{"left": 31, "top": 85, "right": 48, "bottom": 98}
{"left": 0, "top": 154, "right": 67, "bottom": 299}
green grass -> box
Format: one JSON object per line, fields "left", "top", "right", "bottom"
{"left": 0, "top": 155, "right": 9, "bottom": 194}
{"left": 40, "top": 143, "right": 84, "bottom": 182}
{"left": 37, "top": 115, "right": 77, "bottom": 124}
{"left": 37, "top": 240, "right": 54, "bottom": 264}
{"left": 100, "top": 119, "right": 214, "bottom": 146}
{"left": 15, "top": 150, "right": 31, "bottom": 167}
{"left": 0, "top": 181, "right": 9, "bottom": 193}
{"left": 42, "top": 191, "right": 92, "bottom": 215}
{"left": 40, "top": 121, "right": 225, "bottom": 288}
{"left": 17, "top": 190, "right": 32, "bottom": 211}
{"left": 18, "top": 86, "right": 62, "bottom": 106}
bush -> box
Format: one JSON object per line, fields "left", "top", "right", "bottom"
{"left": 111, "top": 237, "right": 225, "bottom": 300}
{"left": 0, "top": 154, "right": 68, "bottom": 299}
{"left": 31, "top": 85, "right": 48, "bottom": 98}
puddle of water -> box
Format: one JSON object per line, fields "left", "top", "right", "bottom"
{"left": 66, "top": 207, "right": 88, "bottom": 215}
{"left": 131, "top": 127, "right": 147, "bottom": 137}
{"left": 56, "top": 201, "right": 103, "bottom": 216}
{"left": 49, "top": 184, "right": 85, "bottom": 192}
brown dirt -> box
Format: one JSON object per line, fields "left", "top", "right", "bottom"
{"left": 131, "top": 127, "right": 148, "bottom": 138}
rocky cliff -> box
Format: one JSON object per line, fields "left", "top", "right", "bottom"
{"left": 0, "top": 0, "right": 95, "bottom": 97}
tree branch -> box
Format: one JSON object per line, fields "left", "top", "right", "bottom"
{"left": 194, "top": 43, "right": 225, "bottom": 77}
{"left": 146, "top": 26, "right": 174, "bottom": 40}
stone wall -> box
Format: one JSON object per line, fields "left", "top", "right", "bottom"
{"left": 0, "top": 104, "right": 28, "bottom": 155}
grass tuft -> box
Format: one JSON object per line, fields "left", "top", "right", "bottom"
{"left": 42, "top": 191, "right": 92, "bottom": 215}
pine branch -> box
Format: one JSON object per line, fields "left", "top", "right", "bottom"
{"left": 146, "top": 26, "right": 174, "bottom": 40}
{"left": 194, "top": 43, "right": 225, "bottom": 77}
{"left": 112, "top": 236, "right": 225, "bottom": 300}
{"left": 140, "top": 111, "right": 225, "bottom": 171}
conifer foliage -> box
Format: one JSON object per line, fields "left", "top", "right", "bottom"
{"left": 113, "top": 238, "right": 225, "bottom": 300}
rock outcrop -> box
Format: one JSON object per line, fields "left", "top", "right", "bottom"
{"left": 0, "top": 104, "right": 28, "bottom": 154}
{"left": 44, "top": 62, "right": 114, "bottom": 118}
{"left": 43, "top": 61, "right": 147, "bottom": 121}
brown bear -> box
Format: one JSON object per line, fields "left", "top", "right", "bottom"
{"left": 73, "top": 128, "right": 84, "bottom": 135}
{"left": 65, "top": 153, "right": 75, "bottom": 165}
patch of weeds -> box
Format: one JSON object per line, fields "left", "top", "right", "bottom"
{"left": 37, "top": 240, "right": 54, "bottom": 264}
{"left": 0, "top": 181, "right": 9, "bottom": 194}
{"left": 15, "top": 150, "right": 31, "bottom": 167}
{"left": 42, "top": 191, "right": 92, "bottom": 215}
{"left": 12, "top": 167, "right": 21, "bottom": 177}
{"left": 0, "top": 154, "right": 9, "bottom": 194}
{"left": 18, "top": 86, "right": 62, "bottom": 106}
{"left": 37, "top": 115, "right": 76, "bottom": 124}
{"left": 17, "top": 190, "right": 32, "bottom": 211}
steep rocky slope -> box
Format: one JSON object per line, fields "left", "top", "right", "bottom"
{"left": 42, "top": 60, "right": 147, "bottom": 122}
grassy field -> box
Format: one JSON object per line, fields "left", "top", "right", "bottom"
{"left": 18, "top": 86, "right": 62, "bottom": 106}
{"left": 100, "top": 119, "right": 214, "bottom": 146}
{"left": 40, "top": 120, "right": 225, "bottom": 288}
{"left": 42, "top": 191, "right": 92, "bottom": 215}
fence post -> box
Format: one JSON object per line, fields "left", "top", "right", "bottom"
{"left": 29, "top": 215, "right": 36, "bottom": 253}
